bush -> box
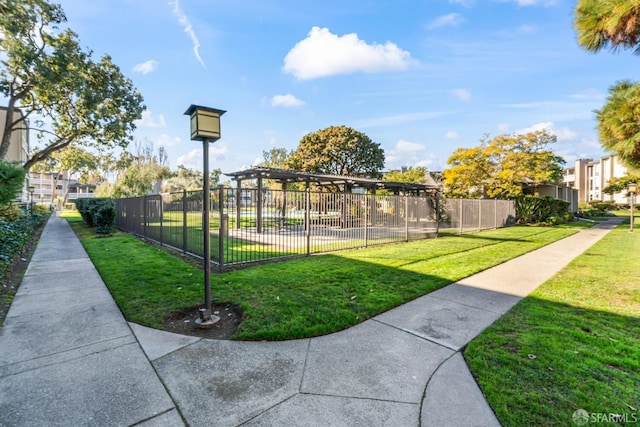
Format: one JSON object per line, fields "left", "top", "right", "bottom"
{"left": 589, "top": 200, "right": 616, "bottom": 212}
{"left": 0, "top": 204, "right": 25, "bottom": 222}
{"left": 76, "top": 198, "right": 115, "bottom": 234}
{"left": 515, "top": 195, "right": 570, "bottom": 224}
{"left": 0, "top": 161, "right": 26, "bottom": 206}
{"left": 0, "top": 209, "right": 47, "bottom": 281}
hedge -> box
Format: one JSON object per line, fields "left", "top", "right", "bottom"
{"left": 76, "top": 198, "right": 115, "bottom": 234}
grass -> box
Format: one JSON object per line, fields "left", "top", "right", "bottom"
{"left": 464, "top": 221, "right": 640, "bottom": 426}
{"left": 61, "top": 208, "right": 582, "bottom": 341}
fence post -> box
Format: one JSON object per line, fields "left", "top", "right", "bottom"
{"left": 459, "top": 199, "right": 464, "bottom": 234}
{"left": 218, "top": 185, "right": 225, "bottom": 271}
{"left": 478, "top": 199, "right": 482, "bottom": 231}
{"left": 256, "top": 178, "right": 263, "bottom": 233}
{"left": 143, "top": 195, "right": 148, "bottom": 239}
{"left": 182, "top": 189, "right": 187, "bottom": 254}
{"left": 159, "top": 196, "right": 163, "bottom": 247}
{"left": 435, "top": 191, "right": 440, "bottom": 237}
{"left": 305, "top": 187, "right": 311, "bottom": 256}
{"left": 405, "top": 195, "right": 409, "bottom": 241}
{"left": 364, "top": 193, "right": 369, "bottom": 247}
{"left": 495, "top": 198, "right": 498, "bottom": 229}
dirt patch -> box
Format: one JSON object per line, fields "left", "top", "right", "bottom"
{"left": 163, "top": 302, "right": 243, "bottom": 339}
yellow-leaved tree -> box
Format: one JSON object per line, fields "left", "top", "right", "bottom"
{"left": 443, "top": 130, "right": 565, "bottom": 199}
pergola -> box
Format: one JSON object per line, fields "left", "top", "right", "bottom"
{"left": 224, "top": 167, "right": 442, "bottom": 233}
{"left": 225, "top": 167, "right": 441, "bottom": 195}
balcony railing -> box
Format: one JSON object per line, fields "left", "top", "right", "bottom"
{"left": 67, "top": 193, "right": 95, "bottom": 200}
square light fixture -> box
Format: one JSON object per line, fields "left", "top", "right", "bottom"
{"left": 184, "top": 104, "right": 226, "bottom": 142}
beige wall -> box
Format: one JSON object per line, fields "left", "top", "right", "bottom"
{"left": 563, "top": 156, "right": 628, "bottom": 205}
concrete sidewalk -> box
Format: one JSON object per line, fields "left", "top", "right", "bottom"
{"left": 0, "top": 214, "right": 623, "bottom": 426}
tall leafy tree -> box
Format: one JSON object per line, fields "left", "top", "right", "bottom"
{"left": 574, "top": 0, "right": 640, "bottom": 53}
{"left": 259, "top": 147, "right": 291, "bottom": 169}
{"left": 287, "top": 125, "right": 385, "bottom": 178}
{"left": 110, "top": 141, "right": 170, "bottom": 197}
{"left": 443, "top": 130, "right": 565, "bottom": 199}
{"left": 596, "top": 80, "right": 640, "bottom": 169}
{"left": 0, "top": 0, "right": 144, "bottom": 170}
{"left": 384, "top": 166, "right": 429, "bottom": 184}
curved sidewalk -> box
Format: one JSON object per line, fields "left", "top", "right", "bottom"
{"left": 0, "top": 214, "right": 623, "bottom": 426}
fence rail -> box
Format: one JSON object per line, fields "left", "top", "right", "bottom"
{"left": 115, "top": 187, "right": 515, "bottom": 270}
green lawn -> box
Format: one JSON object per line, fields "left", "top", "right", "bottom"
{"left": 465, "top": 221, "right": 640, "bottom": 426}
{"left": 63, "top": 211, "right": 581, "bottom": 340}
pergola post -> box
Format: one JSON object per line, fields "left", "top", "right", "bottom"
{"left": 235, "top": 179, "right": 241, "bottom": 229}
{"left": 281, "top": 182, "right": 287, "bottom": 227}
{"left": 256, "top": 177, "right": 263, "bottom": 233}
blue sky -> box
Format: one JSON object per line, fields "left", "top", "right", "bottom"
{"left": 55, "top": 0, "right": 637, "bottom": 176}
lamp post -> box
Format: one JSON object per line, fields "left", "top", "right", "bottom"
{"left": 629, "top": 183, "right": 637, "bottom": 232}
{"left": 184, "top": 104, "right": 226, "bottom": 327}
{"left": 28, "top": 185, "right": 35, "bottom": 212}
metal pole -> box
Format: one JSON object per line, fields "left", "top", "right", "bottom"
{"left": 218, "top": 185, "right": 225, "bottom": 271}
{"left": 203, "top": 139, "right": 211, "bottom": 315}
{"left": 631, "top": 192, "right": 635, "bottom": 233}
{"left": 182, "top": 189, "right": 187, "bottom": 254}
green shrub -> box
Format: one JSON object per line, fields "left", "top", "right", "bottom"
{"left": 94, "top": 200, "right": 116, "bottom": 234}
{"left": 76, "top": 198, "right": 115, "bottom": 234}
{"left": 0, "top": 204, "right": 25, "bottom": 222}
{"left": 32, "top": 204, "right": 51, "bottom": 215}
{"left": 0, "top": 209, "right": 47, "bottom": 280}
{"left": 515, "top": 195, "right": 570, "bottom": 224}
{"left": 589, "top": 200, "right": 616, "bottom": 212}
{"left": 0, "top": 162, "right": 26, "bottom": 206}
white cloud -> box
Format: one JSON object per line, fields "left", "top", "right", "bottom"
{"left": 517, "top": 25, "right": 537, "bottom": 33}
{"left": 498, "top": 0, "right": 558, "bottom": 6}
{"left": 177, "top": 142, "right": 228, "bottom": 170}
{"left": 497, "top": 123, "right": 510, "bottom": 133}
{"left": 385, "top": 140, "right": 440, "bottom": 170}
{"left": 133, "top": 60, "right": 159, "bottom": 74}
{"left": 515, "top": 121, "right": 578, "bottom": 141}
{"left": 569, "top": 88, "right": 604, "bottom": 100}
{"left": 396, "top": 140, "right": 426, "bottom": 152}
{"left": 452, "top": 88, "right": 472, "bottom": 101}
{"left": 155, "top": 133, "right": 181, "bottom": 147}
{"left": 283, "top": 27, "right": 415, "bottom": 80}
{"left": 271, "top": 94, "right": 305, "bottom": 107}
{"left": 135, "top": 110, "right": 167, "bottom": 128}
{"left": 355, "top": 111, "right": 449, "bottom": 128}
{"left": 449, "top": 0, "right": 475, "bottom": 7}
{"left": 444, "top": 130, "right": 462, "bottom": 139}
{"left": 427, "top": 13, "right": 464, "bottom": 30}
{"left": 168, "top": 0, "right": 206, "bottom": 68}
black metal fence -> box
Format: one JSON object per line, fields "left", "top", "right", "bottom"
{"left": 115, "top": 187, "right": 515, "bottom": 270}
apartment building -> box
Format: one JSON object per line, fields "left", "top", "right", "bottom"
{"left": 563, "top": 155, "right": 628, "bottom": 204}
{"left": 0, "top": 107, "right": 29, "bottom": 203}
{"left": 27, "top": 170, "right": 96, "bottom": 209}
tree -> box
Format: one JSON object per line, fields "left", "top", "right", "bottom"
{"left": 259, "top": 148, "right": 291, "bottom": 169}
{"left": 596, "top": 80, "right": 640, "bottom": 169}
{"left": 0, "top": 0, "right": 144, "bottom": 170}
{"left": 574, "top": 0, "right": 640, "bottom": 54}
{"left": 443, "top": 130, "right": 565, "bottom": 199}
{"left": 109, "top": 140, "right": 170, "bottom": 198}
{"left": 162, "top": 165, "right": 222, "bottom": 193}
{"left": 603, "top": 175, "right": 640, "bottom": 194}
{"left": 287, "top": 125, "right": 385, "bottom": 178}
{"left": 384, "top": 166, "right": 429, "bottom": 184}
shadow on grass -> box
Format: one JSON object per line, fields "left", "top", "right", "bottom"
{"left": 464, "top": 295, "right": 640, "bottom": 426}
